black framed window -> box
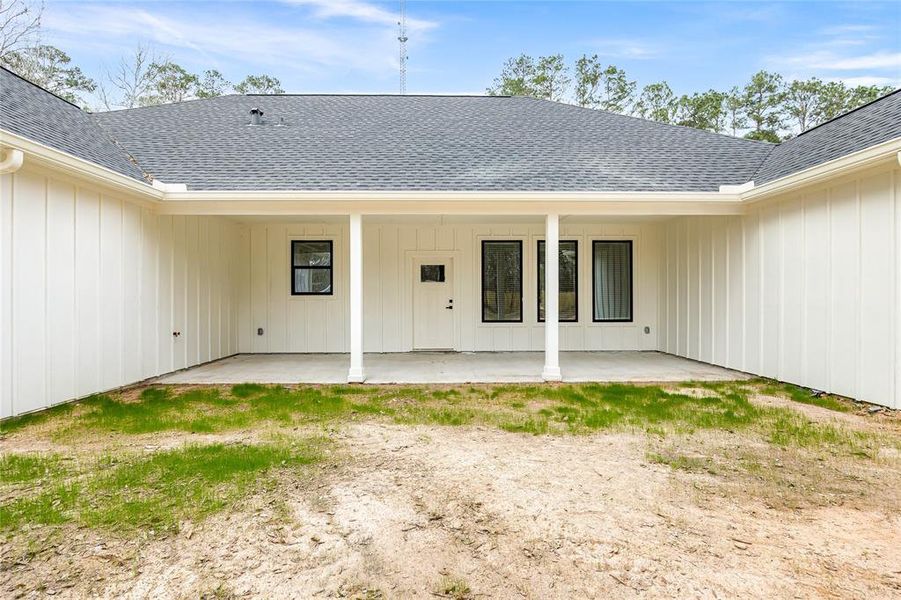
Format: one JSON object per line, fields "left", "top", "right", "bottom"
{"left": 538, "top": 240, "right": 578, "bottom": 322}
{"left": 481, "top": 240, "right": 522, "bottom": 322}
{"left": 291, "top": 240, "right": 333, "bottom": 295}
{"left": 592, "top": 240, "right": 632, "bottom": 322}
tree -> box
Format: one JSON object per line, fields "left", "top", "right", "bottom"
{"left": 234, "top": 74, "right": 284, "bottom": 95}
{"left": 783, "top": 78, "right": 822, "bottom": 133}
{"left": 847, "top": 84, "right": 894, "bottom": 109}
{"left": 98, "top": 45, "right": 165, "bottom": 109}
{"left": 741, "top": 70, "right": 784, "bottom": 141}
{"left": 195, "top": 69, "right": 231, "bottom": 98}
{"left": 0, "top": 0, "right": 42, "bottom": 59}
{"left": 574, "top": 54, "right": 602, "bottom": 107}
{"left": 487, "top": 54, "right": 536, "bottom": 97}
{"left": 811, "top": 81, "right": 849, "bottom": 125}
{"left": 633, "top": 81, "right": 677, "bottom": 124}
{"left": 596, "top": 65, "right": 635, "bottom": 113}
{"left": 142, "top": 61, "right": 198, "bottom": 105}
{"left": 2, "top": 44, "right": 95, "bottom": 104}
{"left": 724, "top": 87, "right": 747, "bottom": 136}
{"left": 675, "top": 90, "right": 726, "bottom": 132}
{"left": 531, "top": 54, "right": 569, "bottom": 101}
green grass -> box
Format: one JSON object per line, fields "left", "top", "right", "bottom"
{"left": 0, "top": 453, "right": 66, "bottom": 483}
{"left": 0, "top": 381, "right": 890, "bottom": 457}
{"left": 755, "top": 380, "right": 853, "bottom": 413}
{"left": 0, "top": 439, "right": 324, "bottom": 532}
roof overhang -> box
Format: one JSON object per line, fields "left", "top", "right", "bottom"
{"left": 0, "top": 129, "right": 163, "bottom": 201}
{"left": 3, "top": 128, "right": 899, "bottom": 217}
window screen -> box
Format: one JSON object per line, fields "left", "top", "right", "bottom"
{"left": 482, "top": 240, "right": 522, "bottom": 322}
{"left": 592, "top": 241, "right": 632, "bottom": 322}
{"left": 291, "top": 240, "right": 333, "bottom": 295}
{"left": 538, "top": 240, "right": 578, "bottom": 322}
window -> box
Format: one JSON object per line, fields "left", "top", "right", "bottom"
{"left": 420, "top": 264, "right": 445, "bottom": 282}
{"left": 537, "top": 240, "right": 578, "bottom": 322}
{"left": 291, "top": 240, "right": 333, "bottom": 295}
{"left": 481, "top": 240, "right": 522, "bottom": 322}
{"left": 592, "top": 240, "right": 632, "bottom": 322}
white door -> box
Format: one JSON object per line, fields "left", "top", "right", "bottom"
{"left": 413, "top": 257, "right": 455, "bottom": 350}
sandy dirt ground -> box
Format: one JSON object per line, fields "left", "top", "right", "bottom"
{"left": 2, "top": 403, "right": 900, "bottom": 599}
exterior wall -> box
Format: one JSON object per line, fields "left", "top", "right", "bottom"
{"left": 0, "top": 165, "right": 243, "bottom": 418}
{"left": 238, "top": 220, "right": 663, "bottom": 353}
{"left": 660, "top": 165, "right": 901, "bottom": 408}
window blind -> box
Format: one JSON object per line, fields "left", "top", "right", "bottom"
{"left": 482, "top": 241, "right": 522, "bottom": 322}
{"left": 538, "top": 240, "right": 578, "bottom": 322}
{"left": 592, "top": 241, "right": 632, "bottom": 321}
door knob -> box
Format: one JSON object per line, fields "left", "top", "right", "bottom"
{"left": 445, "top": 305, "right": 453, "bottom": 310}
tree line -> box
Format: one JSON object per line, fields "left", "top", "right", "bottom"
{"left": 0, "top": 0, "right": 284, "bottom": 110}
{"left": 487, "top": 53, "right": 895, "bottom": 141}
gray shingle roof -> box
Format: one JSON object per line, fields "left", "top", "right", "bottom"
{"left": 0, "top": 67, "right": 146, "bottom": 181}
{"left": 2, "top": 63, "right": 899, "bottom": 193}
{"left": 93, "top": 94, "right": 773, "bottom": 192}
{"left": 754, "top": 89, "right": 901, "bottom": 184}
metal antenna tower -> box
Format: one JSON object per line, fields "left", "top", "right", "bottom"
{"left": 397, "top": 0, "right": 408, "bottom": 94}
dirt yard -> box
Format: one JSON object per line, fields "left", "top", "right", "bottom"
{"left": 1, "top": 382, "right": 899, "bottom": 599}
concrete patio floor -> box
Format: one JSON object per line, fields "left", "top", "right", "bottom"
{"left": 154, "top": 351, "right": 749, "bottom": 385}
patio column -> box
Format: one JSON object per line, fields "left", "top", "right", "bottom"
{"left": 348, "top": 213, "right": 365, "bottom": 383}
{"left": 542, "top": 213, "right": 562, "bottom": 381}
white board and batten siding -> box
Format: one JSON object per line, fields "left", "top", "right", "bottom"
{"left": 239, "top": 221, "right": 663, "bottom": 355}
{"left": 660, "top": 165, "right": 901, "bottom": 409}
{"left": 0, "top": 166, "right": 243, "bottom": 418}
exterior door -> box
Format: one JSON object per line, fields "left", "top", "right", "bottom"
{"left": 413, "top": 257, "right": 455, "bottom": 350}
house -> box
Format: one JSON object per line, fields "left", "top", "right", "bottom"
{"left": 1, "top": 65, "right": 899, "bottom": 418}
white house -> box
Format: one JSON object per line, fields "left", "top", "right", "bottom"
{"left": 1, "top": 66, "right": 900, "bottom": 417}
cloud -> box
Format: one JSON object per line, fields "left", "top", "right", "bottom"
{"left": 582, "top": 38, "right": 660, "bottom": 60}
{"left": 775, "top": 50, "right": 901, "bottom": 71}
{"left": 284, "top": 0, "right": 436, "bottom": 32}
{"left": 41, "top": 2, "right": 435, "bottom": 79}
{"left": 764, "top": 21, "right": 900, "bottom": 86}
{"left": 828, "top": 75, "right": 899, "bottom": 87}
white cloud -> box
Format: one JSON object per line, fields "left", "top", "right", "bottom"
{"left": 583, "top": 38, "right": 660, "bottom": 60}
{"left": 772, "top": 50, "right": 901, "bottom": 72}
{"left": 41, "top": 2, "right": 436, "bottom": 80}
{"left": 826, "top": 75, "right": 899, "bottom": 87}
{"left": 284, "top": 0, "right": 436, "bottom": 32}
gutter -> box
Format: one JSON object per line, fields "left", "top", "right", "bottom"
{"left": 0, "top": 129, "right": 163, "bottom": 201}
{"left": 2, "top": 128, "right": 899, "bottom": 210}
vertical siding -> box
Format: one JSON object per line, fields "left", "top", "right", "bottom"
{"left": 0, "top": 166, "right": 243, "bottom": 418}
{"left": 661, "top": 165, "right": 900, "bottom": 408}
{"left": 240, "top": 220, "right": 663, "bottom": 354}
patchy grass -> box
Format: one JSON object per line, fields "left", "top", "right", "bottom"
{"left": 755, "top": 380, "right": 854, "bottom": 413}
{"left": 1, "top": 381, "right": 893, "bottom": 458}
{"left": 0, "top": 439, "right": 324, "bottom": 533}
{"left": 0, "top": 453, "right": 66, "bottom": 483}
{"left": 436, "top": 576, "right": 473, "bottom": 600}
{"left": 1, "top": 380, "right": 896, "bottom": 533}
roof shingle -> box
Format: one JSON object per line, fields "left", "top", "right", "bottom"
{"left": 0, "top": 67, "right": 146, "bottom": 181}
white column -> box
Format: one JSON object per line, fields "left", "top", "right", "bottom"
{"left": 348, "top": 213, "right": 365, "bottom": 383}
{"left": 543, "top": 213, "right": 562, "bottom": 381}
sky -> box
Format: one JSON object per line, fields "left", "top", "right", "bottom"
{"left": 38, "top": 0, "right": 901, "bottom": 96}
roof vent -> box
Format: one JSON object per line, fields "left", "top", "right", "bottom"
{"left": 249, "top": 108, "right": 264, "bottom": 125}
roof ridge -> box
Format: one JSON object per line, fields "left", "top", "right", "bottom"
{"left": 0, "top": 65, "right": 82, "bottom": 109}
{"left": 794, "top": 87, "right": 901, "bottom": 138}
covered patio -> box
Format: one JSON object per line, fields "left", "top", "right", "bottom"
{"left": 154, "top": 351, "right": 748, "bottom": 385}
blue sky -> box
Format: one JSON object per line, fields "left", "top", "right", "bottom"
{"left": 41, "top": 1, "right": 901, "bottom": 96}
